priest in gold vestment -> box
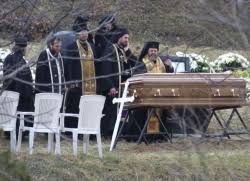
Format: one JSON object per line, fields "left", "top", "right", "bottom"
{"left": 130, "top": 42, "right": 174, "bottom": 135}
{"left": 132, "top": 42, "right": 210, "bottom": 137}
{"left": 134, "top": 41, "right": 174, "bottom": 74}
{"left": 64, "top": 17, "right": 100, "bottom": 129}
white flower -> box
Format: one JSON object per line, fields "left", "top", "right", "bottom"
{"left": 190, "top": 60, "right": 198, "bottom": 69}
{"left": 209, "top": 62, "right": 216, "bottom": 67}
{"left": 214, "top": 52, "right": 249, "bottom": 69}
{"left": 176, "top": 51, "right": 210, "bottom": 71}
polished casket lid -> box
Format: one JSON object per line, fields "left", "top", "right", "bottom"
{"left": 125, "top": 73, "right": 248, "bottom": 108}
{"left": 128, "top": 73, "right": 247, "bottom": 84}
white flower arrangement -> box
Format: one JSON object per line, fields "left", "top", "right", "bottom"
{"left": 213, "top": 53, "right": 249, "bottom": 71}
{"left": 189, "top": 53, "right": 210, "bottom": 69}
{"left": 175, "top": 51, "right": 250, "bottom": 98}
{"left": 176, "top": 51, "right": 249, "bottom": 72}
{"left": 176, "top": 51, "right": 212, "bottom": 72}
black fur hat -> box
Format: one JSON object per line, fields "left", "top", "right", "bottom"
{"left": 72, "top": 15, "right": 89, "bottom": 32}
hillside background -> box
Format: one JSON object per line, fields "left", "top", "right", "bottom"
{"left": 1, "top": 0, "right": 250, "bottom": 53}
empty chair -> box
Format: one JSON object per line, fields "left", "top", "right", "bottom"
{"left": 60, "top": 95, "right": 105, "bottom": 158}
{"left": 0, "top": 91, "right": 19, "bottom": 152}
{"left": 17, "top": 93, "right": 63, "bottom": 154}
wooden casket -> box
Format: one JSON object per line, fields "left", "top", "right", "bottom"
{"left": 126, "top": 73, "right": 248, "bottom": 109}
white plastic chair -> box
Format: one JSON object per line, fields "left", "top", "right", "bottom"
{"left": 60, "top": 95, "right": 105, "bottom": 158}
{"left": 17, "top": 93, "right": 63, "bottom": 155}
{"left": 0, "top": 91, "right": 19, "bottom": 152}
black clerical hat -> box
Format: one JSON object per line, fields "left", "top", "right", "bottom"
{"left": 113, "top": 27, "right": 129, "bottom": 43}
{"left": 72, "top": 15, "right": 89, "bottom": 32}
{"left": 144, "top": 41, "right": 159, "bottom": 50}
{"left": 14, "top": 37, "right": 28, "bottom": 47}
{"left": 138, "top": 41, "right": 160, "bottom": 62}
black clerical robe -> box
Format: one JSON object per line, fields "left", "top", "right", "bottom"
{"left": 35, "top": 49, "right": 65, "bottom": 94}
{"left": 100, "top": 44, "right": 137, "bottom": 136}
{"left": 3, "top": 51, "right": 34, "bottom": 112}
{"left": 63, "top": 40, "right": 100, "bottom": 128}
{"left": 3, "top": 51, "right": 34, "bottom": 136}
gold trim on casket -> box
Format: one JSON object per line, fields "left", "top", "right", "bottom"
{"left": 126, "top": 73, "right": 247, "bottom": 108}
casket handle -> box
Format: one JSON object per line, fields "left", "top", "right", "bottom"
{"left": 154, "top": 89, "right": 161, "bottom": 97}
{"left": 231, "top": 88, "right": 239, "bottom": 97}
{"left": 214, "top": 89, "right": 220, "bottom": 96}
{"left": 133, "top": 89, "right": 138, "bottom": 98}
{"left": 157, "top": 89, "right": 161, "bottom": 96}
{"left": 212, "top": 88, "right": 240, "bottom": 97}
{"left": 152, "top": 88, "right": 180, "bottom": 97}
{"left": 171, "top": 89, "right": 180, "bottom": 97}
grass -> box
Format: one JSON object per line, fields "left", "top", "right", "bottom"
{"left": 1, "top": 134, "right": 250, "bottom": 180}
{"left": 0, "top": 107, "right": 250, "bottom": 181}
{"left": 0, "top": 106, "right": 247, "bottom": 180}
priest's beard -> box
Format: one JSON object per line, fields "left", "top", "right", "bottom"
{"left": 118, "top": 41, "right": 128, "bottom": 49}
{"left": 50, "top": 49, "right": 58, "bottom": 56}
{"left": 79, "top": 39, "right": 87, "bottom": 45}
{"left": 148, "top": 53, "right": 158, "bottom": 63}
{"left": 79, "top": 40, "right": 88, "bottom": 51}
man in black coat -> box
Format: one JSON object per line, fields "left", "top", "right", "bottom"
{"left": 35, "top": 36, "right": 65, "bottom": 94}
{"left": 63, "top": 18, "right": 100, "bottom": 129}
{"left": 3, "top": 37, "right": 34, "bottom": 137}
{"left": 100, "top": 27, "right": 137, "bottom": 136}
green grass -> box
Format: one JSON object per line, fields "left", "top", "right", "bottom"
{"left": 2, "top": 135, "right": 250, "bottom": 180}
{"left": 1, "top": 107, "right": 250, "bottom": 180}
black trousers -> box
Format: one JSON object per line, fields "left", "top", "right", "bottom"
{"left": 64, "top": 87, "right": 82, "bottom": 128}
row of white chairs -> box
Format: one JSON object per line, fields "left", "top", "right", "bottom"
{"left": 0, "top": 91, "right": 105, "bottom": 159}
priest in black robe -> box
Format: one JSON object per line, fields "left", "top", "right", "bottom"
{"left": 3, "top": 37, "right": 34, "bottom": 137}
{"left": 63, "top": 18, "right": 100, "bottom": 129}
{"left": 35, "top": 36, "right": 65, "bottom": 94}
{"left": 100, "top": 27, "right": 137, "bottom": 136}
